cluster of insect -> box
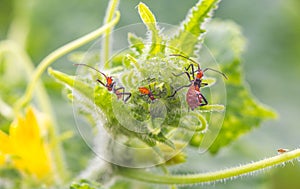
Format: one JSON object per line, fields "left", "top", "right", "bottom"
{"left": 75, "top": 54, "right": 227, "bottom": 110}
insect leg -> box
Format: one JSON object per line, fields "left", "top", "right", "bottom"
{"left": 115, "top": 86, "right": 132, "bottom": 102}
{"left": 172, "top": 71, "right": 192, "bottom": 82}
{"left": 185, "top": 64, "right": 195, "bottom": 80}
{"left": 201, "top": 82, "right": 208, "bottom": 87}
{"left": 96, "top": 79, "right": 106, "bottom": 87}
{"left": 168, "top": 83, "right": 192, "bottom": 98}
{"left": 148, "top": 84, "right": 155, "bottom": 100}
{"left": 199, "top": 93, "right": 208, "bottom": 106}
{"left": 122, "top": 92, "right": 132, "bottom": 102}
{"left": 149, "top": 84, "right": 152, "bottom": 92}
{"left": 114, "top": 86, "right": 125, "bottom": 101}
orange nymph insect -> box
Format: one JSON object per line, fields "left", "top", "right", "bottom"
{"left": 138, "top": 86, "right": 156, "bottom": 101}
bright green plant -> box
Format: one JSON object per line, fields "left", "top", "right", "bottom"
{"left": 1, "top": 0, "right": 300, "bottom": 188}
{"left": 48, "top": 0, "right": 299, "bottom": 187}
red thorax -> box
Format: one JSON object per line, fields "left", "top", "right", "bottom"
{"left": 106, "top": 77, "right": 114, "bottom": 91}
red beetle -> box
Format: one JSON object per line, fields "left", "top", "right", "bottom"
{"left": 74, "top": 64, "right": 131, "bottom": 102}
{"left": 168, "top": 54, "right": 227, "bottom": 110}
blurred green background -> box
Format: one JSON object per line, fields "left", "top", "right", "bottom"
{"left": 1, "top": 0, "right": 300, "bottom": 188}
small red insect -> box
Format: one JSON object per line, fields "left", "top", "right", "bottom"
{"left": 168, "top": 54, "right": 227, "bottom": 110}
{"left": 277, "top": 148, "right": 289, "bottom": 154}
{"left": 138, "top": 86, "right": 156, "bottom": 101}
{"left": 74, "top": 64, "right": 131, "bottom": 102}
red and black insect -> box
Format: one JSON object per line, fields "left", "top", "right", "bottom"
{"left": 74, "top": 64, "right": 131, "bottom": 102}
{"left": 138, "top": 86, "right": 156, "bottom": 101}
{"left": 168, "top": 54, "right": 227, "bottom": 110}
{"left": 277, "top": 148, "right": 289, "bottom": 154}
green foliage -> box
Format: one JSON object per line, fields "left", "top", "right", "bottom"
{"left": 50, "top": 0, "right": 276, "bottom": 168}
{"left": 189, "top": 21, "right": 277, "bottom": 152}
{"left": 1, "top": 0, "right": 297, "bottom": 188}
{"left": 169, "top": 0, "right": 220, "bottom": 57}
{"left": 48, "top": 0, "right": 278, "bottom": 186}
{"left": 0, "top": 167, "right": 21, "bottom": 188}
{"left": 50, "top": 1, "right": 223, "bottom": 167}
{"left": 204, "top": 21, "right": 277, "bottom": 153}
{"left": 128, "top": 33, "right": 145, "bottom": 55}
{"left": 109, "top": 179, "right": 154, "bottom": 189}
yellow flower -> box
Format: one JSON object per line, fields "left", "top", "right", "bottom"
{"left": 0, "top": 107, "right": 53, "bottom": 182}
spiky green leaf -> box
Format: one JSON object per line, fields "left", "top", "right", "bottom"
{"left": 168, "top": 0, "right": 220, "bottom": 57}
{"left": 137, "top": 2, "right": 165, "bottom": 56}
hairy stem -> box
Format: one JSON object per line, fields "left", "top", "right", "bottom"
{"left": 103, "top": 0, "right": 120, "bottom": 67}
{"left": 13, "top": 11, "right": 120, "bottom": 112}
{"left": 117, "top": 148, "right": 300, "bottom": 185}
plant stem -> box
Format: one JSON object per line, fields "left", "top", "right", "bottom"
{"left": 103, "top": 0, "right": 120, "bottom": 68}
{"left": 0, "top": 41, "right": 51, "bottom": 116}
{"left": 0, "top": 98, "right": 13, "bottom": 119}
{"left": 13, "top": 11, "right": 120, "bottom": 112}
{"left": 117, "top": 148, "right": 300, "bottom": 185}
{"left": 8, "top": 0, "right": 34, "bottom": 48}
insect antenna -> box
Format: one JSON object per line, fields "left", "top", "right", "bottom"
{"left": 169, "top": 54, "right": 228, "bottom": 80}
{"left": 74, "top": 64, "right": 108, "bottom": 79}
{"left": 203, "top": 68, "right": 228, "bottom": 80}
{"left": 169, "top": 54, "right": 198, "bottom": 66}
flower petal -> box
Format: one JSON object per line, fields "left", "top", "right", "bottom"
{"left": 0, "top": 130, "right": 12, "bottom": 154}
{"left": 8, "top": 107, "right": 53, "bottom": 179}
